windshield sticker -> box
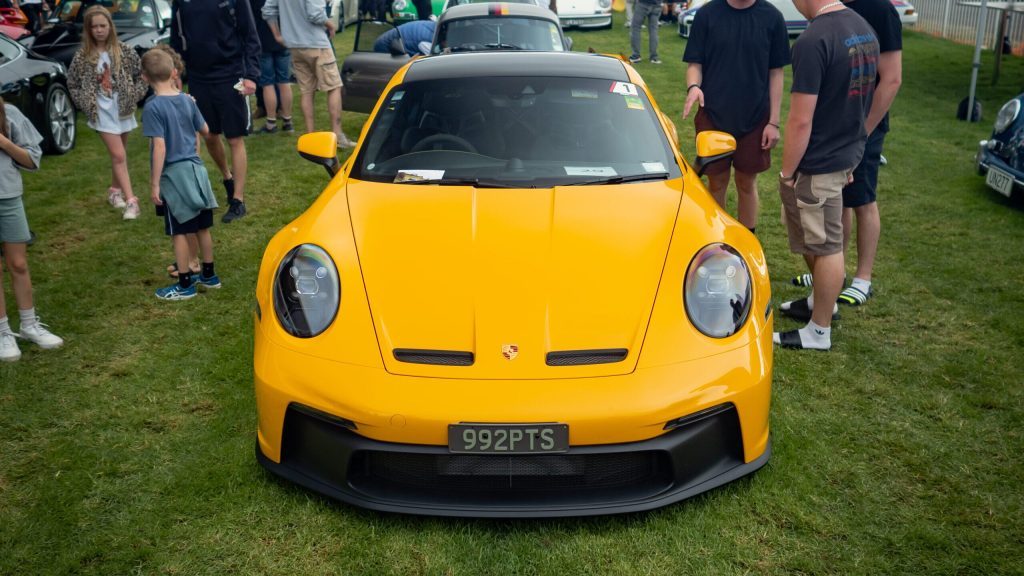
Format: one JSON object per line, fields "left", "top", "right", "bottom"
{"left": 565, "top": 166, "right": 618, "bottom": 177}
{"left": 571, "top": 89, "right": 599, "bottom": 99}
{"left": 395, "top": 169, "right": 445, "bottom": 183}
{"left": 624, "top": 95, "right": 645, "bottom": 110}
{"left": 390, "top": 91, "right": 405, "bottom": 102}
{"left": 610, "top": 82, "right": 639, "bottom": 96}
{"left": 643, "top": 162, "right": 666, "bottom": 173}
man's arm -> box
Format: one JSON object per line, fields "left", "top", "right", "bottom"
{"left": 150, "top": 137, "right": 166, "bottom": 205}
{"left": 780, "top": 92, "right": 818, "bottom": 178}
{"left": 682, "top": 63, "right": 703, "bottom": 119}
{"left": 762, "top": 67, "right": 783, "bottom": 149}
{"left": 864, "top": 50, "right": 902, "bottom": 135}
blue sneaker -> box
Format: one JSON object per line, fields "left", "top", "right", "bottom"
{"left": 194, "top": 274, "right": 222, "bottom": 290}
{"left": 155, "top": 282, "right": 197, "bottom": 301}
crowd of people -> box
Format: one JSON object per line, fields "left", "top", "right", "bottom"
{"left": 0, "top": 0, "right": 901, "bottom": 361}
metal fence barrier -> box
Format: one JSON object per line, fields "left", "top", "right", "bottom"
{"left": 912, "top": 0, "right": 1024, "bottom": 52}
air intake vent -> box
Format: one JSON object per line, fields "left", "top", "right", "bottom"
{"left": 546, "top": 348, "right": 628, "bottom": 366}
{"left": 393, "top": 349, "right": 474, "bottom": 366}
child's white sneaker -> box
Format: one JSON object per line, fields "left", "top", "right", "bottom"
{"left": 107, "top": 187, "right": 126, "bottom": 209}
{"left": 19, "top": 318, "right": 64, "bottom": 349}
{"left": 123, "top": 198, "right": 140, "bottom": 220}
{"left": 0, "top": 331, "right": 20, "bottom": 362}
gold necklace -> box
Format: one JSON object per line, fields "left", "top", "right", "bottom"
{"left": 814, "top": 1, "right": 845, "bottom": 17}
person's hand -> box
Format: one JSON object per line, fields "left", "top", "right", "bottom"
{"left": 761, "top": 122, "right": 780, "bottom": 150}
{"left": 325, "top": 19, "right": 336, "bottom": 38}
{"left": 273, "top": 32, "right": 285, "bottom": 46}
{"left": 682, "top": 86, "right": 703, "bottom": 119}
{"left": 151, "top": 189, "right": 163, "bottom": 206}
{"left": 241, "top": 79, "right": 257, "bottom": 96}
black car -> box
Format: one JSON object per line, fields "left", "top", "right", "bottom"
{"left": 0, "top": 32, "right": 75, "bottom": 154}
{"left": 977, "top": 93, "right": 1024, "bottom": 202}
{"left": 21, "top": 0, "right": 171, "bottom": 66}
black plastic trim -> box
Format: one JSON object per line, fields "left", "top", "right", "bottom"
{"left": 546, "top": 349, "right": 629, "bottom": 366}
{"left": 393, "top": 349, "right": 474, "bottom": 366}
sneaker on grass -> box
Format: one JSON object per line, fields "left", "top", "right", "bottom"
{"left": 194, "top": 274, "right": 222, "bottom": 290}
{"left": 107, "top": 187, "right": 126, "bottom": 209}
{"left": 628, "top": 55, "right": 642, "bottom": 64}
{"left": 122, "top": 198, "right": 140, "bottom": 220}
{"left": 222, "top": 199, "right": 247, "bottom": 223}
{"left": 282, "top": 119, "right": 295, "bottom": 133}
{"left": 155, "top": 282, "right": 197, "bottom": 301}
{"left": 19, "top": 318, "right": 64, "bottom": 349}
{"left": 650, "top": 57, "right": 662, "bottom": 64}
{"left": 0, "top": 331, "right": 21, "bottom": 362}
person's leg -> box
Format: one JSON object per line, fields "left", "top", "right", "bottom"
{"left": 278, "top": 83, "right": 293, "bottom": 122}
{"left": 301, "top": 91, "right": 316, "bottom": 133}
{"left": 706, "top": 169, "right": 730, "bottom": 209}
{"left": 188, "top": 233, "right": 201, "bottom": 271}
{"left": 197, "top": 228, "right": 214, "bottom": 264}
{"left": 625, "top": 0, "right": 633, "bottom": 27}
{"left": 3, "top": 242, "right": 32, "bottom": 313}
{"left": 327, "top": 87, "right": 342, "bottom": 141}
{"left": 262, "top": 84, "right": 278, "bottom": 124}
{"left": 227, "top": 137, "right": 247, "bottom": 203}
{"left": 647, "top": 6, "right": 659, "bottom": 60}
{"left": 98, "top": 131, "right": 135, "bottom": 202}
{"left": 203, "top": 132, "right": 232, "bottom": 179}
{"left": 629, "top": 4, "right": 643, "bottom": 59}
{"left": 810, "top": 252, "right": 844, "bottom": 328}
{"left": 851, "top": 201, "right": 880, "bottom": 281}
{"left": 172, "top": 234, "right": 192, "bottom": 281}
{"left": 734, "top": 169, "right": 759, "bottom": 230}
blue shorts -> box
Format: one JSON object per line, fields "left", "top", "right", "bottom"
{"left": 843, "top": 130, "right": 887, "bottom": 208}
{"left": 0, "top": 196, "right": 31, "bottom": 244}
{"left": 260, "top": 51, "right": 292, "bottom": 88}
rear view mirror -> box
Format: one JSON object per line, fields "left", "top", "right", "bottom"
{"left": 694, "top": 131, "right": 736, "bottom": 176}
{"left": 297, "top": 132, "right": 340, "bottom": 176}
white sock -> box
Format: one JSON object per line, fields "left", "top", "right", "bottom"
{"left": 798, "top": 320, "right": 831, "bottom": 350}
{"left": 0, "top": 316, "right": 10, "bottom": 334}
{"left": 850, "top": 277, "right": 871, "bottom": 294}
{"left": 19, "top": 308, "right": 36, "bottom": 328}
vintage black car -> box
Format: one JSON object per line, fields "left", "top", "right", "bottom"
{"left": 977, "top": 93, "right": 1024, "bottom": 202}
{"left": 20, "top": 0, "right": 171, "bottom": 66}
{"left": 0, "top": 32, "right": 76, "bottom": 154}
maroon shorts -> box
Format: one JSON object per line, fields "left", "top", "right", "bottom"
{"left": 694, "top": 109, "right": 771, "bottom": 176}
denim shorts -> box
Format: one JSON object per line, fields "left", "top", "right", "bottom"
{"left": 260, "top": 51, "right": 292, "bottom": 87}
{"left": 0, "top": 196, "right": 31, "bottom": 244}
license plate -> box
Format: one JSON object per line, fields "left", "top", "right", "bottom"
{"left": 563, "top": 19, "right": 581, "bottom": 26}
{"left": 986, "top": 166, "right": 1015, "bottom": 197}
{"left": 448, "top": 423, "right": 569, "bottom": 454}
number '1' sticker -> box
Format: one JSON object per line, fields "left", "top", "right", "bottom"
{"left": 610, "top": 81, "right": 639, "bottom": 96}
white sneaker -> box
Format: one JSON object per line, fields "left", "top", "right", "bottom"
{"left": 123, "top": 198, "right": 140, "bottom": 220}
{"left": 107, "top": 187, "right": 126, "bottom": 209}
{"left": 0, "top": 331, "right": 20, "bottom": 362}
{"left": 19, "top": 318, "right": 64, "bottom": 349}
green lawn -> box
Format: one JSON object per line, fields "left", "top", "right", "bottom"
{"left": 2, "top": 16, "right": 1023, "bottom": 575}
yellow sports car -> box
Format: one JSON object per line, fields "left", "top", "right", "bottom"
{"left": 254, "top": 52, "right": 773, "bottom": 517}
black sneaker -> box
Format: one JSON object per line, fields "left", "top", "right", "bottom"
{"left": 256, "top": 123, "right": 278, "bottom": 135}
{"left": 222, "top": 199, "right": 247, "bottom": 223}
{"left": 281, "top": 119, "right": 294, "bottom": 133}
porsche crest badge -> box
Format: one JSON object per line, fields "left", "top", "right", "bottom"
{"left": 502, "top": 344, "right": 519, "bottom": 360}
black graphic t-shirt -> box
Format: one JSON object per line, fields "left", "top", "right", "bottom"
{"left": 683, "top": 0, "right": 791, "bottom": 137}
{"left": 845, "top": 0, "right": 902, "bottom": 133}
{"left": 791, "top": 9, "right": 879, "bottom": 174}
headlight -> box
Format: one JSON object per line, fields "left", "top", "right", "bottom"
{"left": 598, "top": 0, "right": 612, "bottom": 8}
{"left": 273, "top": 244, "right": 340, "bottom": 338}
{"left": 393, "top": 0, "right": 408, "bottom": 11}
{"left": 684, "top": 243, "right": 752, "bottom": 338}
{"left": 994, "top": 99, "right": 1020, "bottom": 133}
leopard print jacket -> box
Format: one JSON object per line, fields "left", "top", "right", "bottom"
{"left": 67, "top": 43, "right": 148, "bottom": 123}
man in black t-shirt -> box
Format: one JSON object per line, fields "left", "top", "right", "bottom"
{"left": 774, "top": 0, "right": 878, "bottom": 351}
{"left": 682, "top": 0, "right": 790, "bottom": 234}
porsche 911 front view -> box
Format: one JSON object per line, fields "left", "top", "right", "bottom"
{"left": 254, "top": 52, "right": 773, "bottom": 517}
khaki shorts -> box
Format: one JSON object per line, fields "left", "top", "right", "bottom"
{"left": 779, "top": 169, "right": 851, "bottom": 256}
{"left": 291, "top": 48, "right": 342, "bottom": 94}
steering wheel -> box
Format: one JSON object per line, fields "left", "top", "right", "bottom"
{"left": 410, "top": 133, "right": 478, "bottom": 153}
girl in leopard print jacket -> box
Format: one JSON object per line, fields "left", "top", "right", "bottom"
{"left": 67, "top": 5, "right": 148, "bottom": 220}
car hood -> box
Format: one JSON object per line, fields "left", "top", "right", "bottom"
{"left": 346, "top": 180, "right": 682, "bottom": 379}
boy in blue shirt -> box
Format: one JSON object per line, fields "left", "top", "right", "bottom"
{"left": 141, "top": 48, "right": 221, "bottom": 301}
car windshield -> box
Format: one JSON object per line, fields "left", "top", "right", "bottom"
{"left": 352, "top": 76, "right": 682, "bottom": 187}
{"left": 54, "top": 0, "right": 164, "bottom": 28}
{"left": 433, "top": 17, "right": 564, "bottom": 53}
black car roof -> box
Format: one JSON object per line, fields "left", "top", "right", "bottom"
{"left": 404, "top": 52, "right": 629, "bottom": 82}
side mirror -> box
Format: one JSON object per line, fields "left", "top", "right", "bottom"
{"left": 298, "top": 132, "right": 341, "bottom": 176}
{"left": 693, "top": 130, "right": 736, "bottom": 176}
{"left": 390, "top": 36, "right": 406, "bottom": 56}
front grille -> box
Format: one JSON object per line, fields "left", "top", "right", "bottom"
{"left": 350, "top": 451, "right": 668, "bottom": 493}
{"left": 393, "top": 348, "right": 474, "bottom": 366}
{"left": 546, "top": 348, "right": 628, "bottom": 366}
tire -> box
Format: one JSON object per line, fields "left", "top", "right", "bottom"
{"left": 41, "top": 82, "right": 76, "bottom": 155}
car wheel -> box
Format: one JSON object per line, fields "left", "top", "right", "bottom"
{"left": 41, "top": 83, "right": 76, "bottom": 155}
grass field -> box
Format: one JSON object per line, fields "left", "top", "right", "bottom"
{"left": 1, "top": 16, "right": 1023, "bottom": 575}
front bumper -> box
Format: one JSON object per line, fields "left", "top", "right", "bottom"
{"left": 559, "top": 14, "right": 612, "bottom": 29}
{"left": 257, "top": 402, "right": 770, "bottom": 517}
{"left": 976, "top": 140, "right": 1024, "bottom": 195}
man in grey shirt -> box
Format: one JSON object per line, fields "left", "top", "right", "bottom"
{"left": 263, "top": 0, "right": 354, "bottom": 148}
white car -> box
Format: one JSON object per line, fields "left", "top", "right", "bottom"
{"left": 890, "top": 0, "right": 918, "bottom": 26}
{"left": 557, "top": 0, "right": 613, "bottom": 30}
{"left": 330, "top": 0, "right": 361, "bottom": 30}
{"left": 678, "top": 0, "right": 806, "bottom": 38}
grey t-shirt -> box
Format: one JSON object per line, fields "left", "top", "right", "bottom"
{"left": 142, "top": 93, "right": 206, "bottom": 166}
{"left": 0, "top": 104, "right": 43, "bottom": 200}
{"left": 790, "top": 9, "right": 879, "bottom": 174}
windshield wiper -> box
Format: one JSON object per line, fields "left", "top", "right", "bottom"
{"left": 566, "top": 172, "right": 670, "bottom": 186}
{"left": 399, "top": 177, "right": 516, "bottom": 188}
{"left": 484, "top": 43, "right": 523, "bottom": 50}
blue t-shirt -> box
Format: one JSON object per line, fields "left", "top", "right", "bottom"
{"left": 142, "top": 93, "right": 206, "bottom": 165}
